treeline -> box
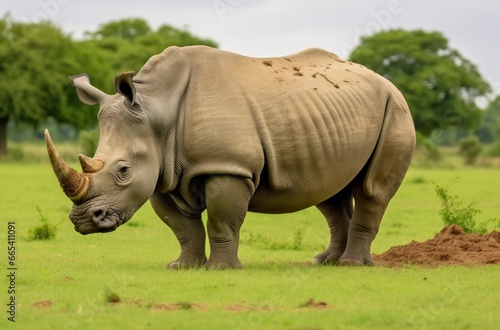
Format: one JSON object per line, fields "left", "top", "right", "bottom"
{"left": 0, "top": 15, "right": 217, "bottom": 154}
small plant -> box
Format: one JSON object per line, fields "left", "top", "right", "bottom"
{"left": 104, "top": 289, "right": 121, "bottom": 304}
{"left": 291, "top": 229, "right": 304, "bottom": 250}
{"left": 434, "top": 180, "right": 499, "bottom": 234}
{"left": 459, "top": 135, "right": 482, "bottom": 165}
{"left": 27, "top": 206, "right": 57, "bottom": 240}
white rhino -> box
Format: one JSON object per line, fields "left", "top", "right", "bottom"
{"left": 46, "top": 46, "right": 415, "bottom": 269}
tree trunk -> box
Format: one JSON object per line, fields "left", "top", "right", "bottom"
{"left": 0, "top": 116, "right": 8, "bottom": 156}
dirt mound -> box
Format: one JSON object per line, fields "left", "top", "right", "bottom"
{"left": 374, "top": 225, "right": 500, "bottom": 267}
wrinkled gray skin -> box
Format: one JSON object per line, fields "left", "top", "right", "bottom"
{"left": 46, "top": 46, "right": 415, "bottom": 269}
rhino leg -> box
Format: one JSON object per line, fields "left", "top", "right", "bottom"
{"left": 150, "top": 192, "right": 207, "bottom": 269}
{"left": 312, "top": 185, "right": 353, "bottom": 265}
{"left": 338, "top": 182, "right": 384, "bottom": 266}
{"left": 339, "top": 157, "right": 411, "bottom": 266}
{"left": 339, "top": 92, "right": 414, "bottom": 266}
{"left": 204, "top": 176, "right": 255, "bottom": 270}
{"left": 340, "top": 147, "right": 413, "bottom": 265}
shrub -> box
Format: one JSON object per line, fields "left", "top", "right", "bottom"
{"left": 487, "top": 141, "right": 500, "bottom": 157}
{"left": 434, "top": 181, "right": 499, "bottom": 234}
{"left": 459, "top": 135, "right": 482, "bottom": 165}
{"left": 104, "top": 289, "right": 121, "bottom": 304}
{"left": 27, "top": 206, "right": 57, "bottom": 240}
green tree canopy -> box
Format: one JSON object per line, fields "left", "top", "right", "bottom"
{"left": 88, "top": 18, "right": 152, "bottom": 42}
{"left": 86, "top": 18, "right": 218, "bottom": 73}
{"left": 0, "top": 16, "right": 218, "bottom": 155}
{"left": 0, "top": 15, "right": 109, "bottom": 154}
{"left": 349, "top": 29, "right": 491, "bottom": 136}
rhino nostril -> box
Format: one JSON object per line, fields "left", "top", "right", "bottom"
{"left": 92, "top": 209, "right": 106, "bottom": 224}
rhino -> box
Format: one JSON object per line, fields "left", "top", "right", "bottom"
{"left": 45, "top": 46, "right": 415, "bottom": 269}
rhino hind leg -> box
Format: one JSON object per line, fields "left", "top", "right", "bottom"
{"left": 338, "top": 181, "right": 385, "bottom": 266}
{"left": 150, "top": 193, "right": 207, "bottom": 269}
{"left": 339, "top": 94, "right": 415, "bottom": 266}
{"left": 204, "top": 176, "right": 255, "bottom": 270}
{"left": 312, "top": 185, "right": 353, "bottom": 265}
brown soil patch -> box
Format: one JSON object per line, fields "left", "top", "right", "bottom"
{"left": 225, "top": 303, "right": 271, "bottom": 312}
{"left": 374, "top": 225, "right": 500, "bottom": 267}
{"left": 60, "top": 275, "right": 74, "bottom": 282}
{"left": 299, "top": 298, "right": 329, "bottom": 309}
{"left": 33, "top": 300, "right": 53, "bottom": 308}
{"left": 151, "top": 302, "right": 207, "bottom": 311}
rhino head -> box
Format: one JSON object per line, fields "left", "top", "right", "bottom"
{"left": 46, "top": 73, "right": 160, "bottom": 234}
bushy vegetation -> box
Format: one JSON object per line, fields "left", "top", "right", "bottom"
{"left": 434, "top": 180, "right": 500, "bottom": 234}
{"left": 27, "top": 205, "right": 58, "bottom": 240}
{"left": 459, "top": 135, "right": 482, "bottom": 165}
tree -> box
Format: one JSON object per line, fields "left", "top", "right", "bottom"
{"left": 475, "top": 96, "right": 500, "bottom": 143}
{"left": 0, "top": 15, "right": 112, "bottom": 155}
{"left": 0, "top": 15, "right": 107, "bottom": 155}
{"left": 349, "top": 29, "right": 491, "bottom": 136}
{"left": 0, "top": 16, "right": 219, "bottom": 156}
{"left": 88, "top": 18, "right": 152, "bottom": 42}
{"left": 86, "top": 18, "right": 218, "bottom": 73}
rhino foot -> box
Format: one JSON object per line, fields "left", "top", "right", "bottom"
{"left": 312, "top": 250, "right": 343, "bottom": 266}
{"left": 167, "top": 256, "right": 207, "bottom": 270}
{"left": 206, "top": 258, "right": 243, "bottom": 270}
{"left": 338, "top": 256, "right": 375, "bottom": 267}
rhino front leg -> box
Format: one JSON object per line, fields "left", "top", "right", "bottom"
{"left": 204, "top": 176, "right": 255, "bottom": 270}
{"left": 150, "top": 192, "right": 207, "bottom": 269}
{"left": 313, "top": 185, "right": 353, "bottom": 265}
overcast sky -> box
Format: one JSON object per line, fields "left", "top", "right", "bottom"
{"left": 2, "top": 0, "right": 499, "bottom": 95}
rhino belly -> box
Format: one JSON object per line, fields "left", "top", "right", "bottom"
{"left": 247, "top": 165, "right": 361, "bottom": 214}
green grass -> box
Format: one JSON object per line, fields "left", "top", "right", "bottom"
{"left": 1, "top": 163, "right": 499, "bottom": 329}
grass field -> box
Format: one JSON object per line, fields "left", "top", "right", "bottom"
{"left": 1, "top": 161, "right": 499, "bottom": 329}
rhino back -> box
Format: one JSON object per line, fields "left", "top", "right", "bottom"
{"left": 140, "top": 46, "right": 398, "bottom": 213}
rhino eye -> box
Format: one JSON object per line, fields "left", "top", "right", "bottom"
{"left": 119, "top": 166, "right": 129, "bottom": 174}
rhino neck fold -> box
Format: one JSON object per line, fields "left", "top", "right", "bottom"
{"left": 155, "top": 128, "right": 180, "bottom": 194}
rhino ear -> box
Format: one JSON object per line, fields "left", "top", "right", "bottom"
{"left": 69, "top": 74, "right": 108, "bottom": 105}
{"left": 115, "top": 71, "right": 137, "bottom": 106}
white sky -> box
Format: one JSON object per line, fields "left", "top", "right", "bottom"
{"left": 2, "top": 0, "right": 499, "bottom": 95}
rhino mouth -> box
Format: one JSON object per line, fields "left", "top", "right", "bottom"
{"left": 69, "top": 206, "right": 126, "bottom": 235}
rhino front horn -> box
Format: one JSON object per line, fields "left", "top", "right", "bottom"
{"left": 45, "top": 129, "right": 91, "bottom": 203}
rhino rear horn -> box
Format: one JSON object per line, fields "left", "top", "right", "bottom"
{"left": 69, "top": 74, "right": 109, "bottom": 105}
{"left": 45, "top": 129, "right": 92, "bottom": 203}
{"left": 79, "top": 154, "right": 104, "bottom": 173}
